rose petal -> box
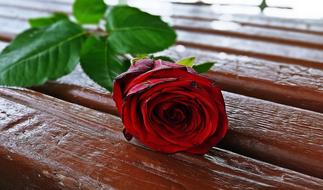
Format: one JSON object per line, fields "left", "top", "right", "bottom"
{"left": 114, "top": 59, "right": 228, "bottom": 154}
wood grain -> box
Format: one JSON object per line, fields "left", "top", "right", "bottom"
{"left": 1, "top": 2, "right": 323, "bottom": 51}
{"left": 172, "top": 19, "right": 323, "bottom": 50}
{"left": 176, "top": 31, "right": 323, "bottom": 65}
{"left": 1, "top": 7, "right": 323, "bottom": 113}
{"left": 0, "top": 0, "right": 71, "bottom": 14}
{"left": 163, "top": 47, "right": 323, "bottom": 112}
{"left": 0, "top": 0, "right": 322, "bottom": 182}
{"left": 172, "top": 15, "right": 323, "bottom": 36}
{"left": 0, "top": 88, "right": 322, "bottom": 189}
{"left": 1, "top": 11, "right": 323, "bottom": 69}
{"left": 31, "top": 80, "right": 323, "bottom": 179}
{"left": 2, "top": 0, "right": 323, "bottom": 35}
{"left": 3, "top": 31, "right": 322, "bottom": 113}
{"left": 1, "top": 8, "right": 323, "bottom": 52}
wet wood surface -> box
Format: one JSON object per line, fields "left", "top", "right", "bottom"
{"left": 0, "top": 0, "right": 323, "bottom": 189}
{"left": 1, "top": 88, "right": 323, "bottom": 190}
{"left": 1, "top": 18, "right": 323, "bottom": 112}
{"left": 32, "top": 77, "right": 323, "bottom": 178}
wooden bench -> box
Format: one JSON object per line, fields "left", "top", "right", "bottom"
{"left": 0, "top": 0, "right": 322, "bottom": 189}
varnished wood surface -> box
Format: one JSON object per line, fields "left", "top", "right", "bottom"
{"left": 0, "top": 0, "right": 323, "bottom": 189}
{"left": 3, "top": 0, "right": 323, "bottom": 31}
{"left": 176, "top": 30, "right": 323, "bottom": 64}
{"left": 1, "top": 88, "right": 323, "bottom": 190}
{"left": 164, "top": 47, "right": 323, "bottom": 112}
{"left": 2, "top": 4, "right": 323, "bottom": 50}
{"left": 1, "top": 17, "right": 323, "bottom": 112}
{"left": 32, "top": 77, "right": 323, "bottom": 178}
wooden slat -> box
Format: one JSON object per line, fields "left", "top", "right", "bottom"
{"left": 176, "top": 31, "right": 323, "bottom": 66}
{"left": 172, "top": 15, "right": 323, "bottom": 36}
{"left": 2, "top": 28, "right": 322, "bottom": 174}
{"left": 0, "top": 18, "right": 28, "bottom": 35}
{"left": 1, "top": 3, "right": 323, "bottom": 73}
{"left": 0, "top": 42, "right": 8, "bottom": 50}
{"left": 172, "top": 18, "right": 323, "bottom": 50}
{"left": 163, "top": 47, "right": 323, "bottom": 112}
{"left": 0, "top": 6, "right": 49, "bottom": 20}
{"left": 2, "top": 27, "right": 323, "bottom": 113}
{"left": 0, "top": 0, "right": 71, "bottom": 13}
{"left": 28, "top": 0, "right": 71, "bottom": 5}
{"left": 1, "top": 28, "right": 322, "bottom": 113}
{"left": 164, "top": 4, "right": 323, "bottom": 31}
{"left": 0, "top": 0, "right": 322, "bottom": 180}
{"left": 128, "top": 1, "right": 323, "bottom": 31}
{"left": 1, "top": 88, "right": 322, "bottom": 189}
{"left": 2, "top": 0, "right": 323, "bottom": 35}
{"left": 1, "top": 5, "right": 323, "bottom": 52}
{"left": 32, "top": 78, "right": 323, "bottom": 179}
{"left": 1, "top": 11, "right": 323, "bottom": 68}
{"left": 26, "top": 0, "right": 323, "bottom": 29}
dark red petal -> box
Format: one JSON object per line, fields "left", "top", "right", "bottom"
{"left": 124, "top": 68, "right": 190, "bottom": 95}
{"left": 186, "top": 108, "right": 229, "bottom": 154}
{"left": 112, "top": 59, "right": 155, "bottom": 113}
{"left": 122, "top": 93, "right": 184, "bottom": 152}
{"left": 127, "top": 78, "right": 177, "bottom": 97}
{"left": 123, "top": 128, "right": 133, "bottom": 141}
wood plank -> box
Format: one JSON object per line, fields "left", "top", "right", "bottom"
{"left": 31, "top": 79, "right": 323, "bottom": 179}
{"left": 24, "top": 0, "right": 323, "bottom": 28}
{"left": 172, "top": 18, "right": 323, "bottom": 50}
{"left": 163, "top": 47, "right": 323, "bottom": 113}
{"left": 3, "top": 0, "right": 323, "bottom": 35}
{"left": 1, "top": 12, "right": 323, "bottom": 69}
{"left": 1, "top": 15, "right": 323, "bottom": 68}
{"left": 172, "top": 15, "right": 323, "bottom": 36}
{"left": 162, "top": 4, "right": 323, "bottom": 31}
{"left": 3, "top": 28, "right": 322, "bottom": 113}
{"left": 125, "top": 1, "right": 323, "bottom": 32}
{"left": 0, "top": 42, "right": 8, "bottom": 50}
{"left": 0, "top": 6, "right": 49, "bottom": 20}
{"left": 1, "top": 19, "right": 323, "bottom": 113}
{"left": 0, "top": 0, "right": 322, "bottom": 179}
{"left": 1, "top": 21, "right": 322, "bottom": 173}
{"left": 176, "top": 31, "right": 323, "bottom": 66}
{"left": 0, "top": 18, "right": 28, "bottom": 35}
{"left": 1, "top": 88, "right": 322, "bottom": 189}
{"left": 0, "top": 0, "right": 71, "bottom": 14}
{"left": 1, "top": 6, "right": 323, "bottom": 52}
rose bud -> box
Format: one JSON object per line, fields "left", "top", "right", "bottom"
{"left": 113, "top": 59, "right": 228, "bottom": 154}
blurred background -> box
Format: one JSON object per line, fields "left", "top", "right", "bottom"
{"left": 107, "top": 0, "right": 323, "bottom": 20}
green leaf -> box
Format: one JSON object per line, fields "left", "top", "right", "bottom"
{"left": 192, "top": 62, "right": 215, "bottom": 73}
{"left": 105, "top": 5, "right": 176, "bottom": 54}
{"left": 80, "top": 36, "right": 130, "bottom": 91}
{"left": 0, "top": 20, "right": 85, "bottom": 87}
{"left": 134, "top": 54, "right": 149, "bottom": 59}
{"left": 73, "top": 0, "right": 107, "bottom": 24}
{"left": 28, "top": 12, "right": 69, "bottom": 28}
{"left": 177, "top": 57, "right": 195, "bottom": 67}
{"left": 1, "top": 28, "right": 42, "bottom": 54}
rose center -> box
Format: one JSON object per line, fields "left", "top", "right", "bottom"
{"left": 163, "top": 104, "right": 191, "bottom": 125}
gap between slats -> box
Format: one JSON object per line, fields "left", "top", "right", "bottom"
{"left": 2, "top": 10, "right": 323, "bottom": 52}
{"left": 0, "top": 3, "right": 323, "bottom": 69}
{"left": 1, "top": 0, "right": 323, "bottom": 35}
{"left": 0, "top": 87, "right": 323, "bottom": 186}
{"left": 1, "top": 27, "right": 323, "bottom": 113}
{"left": 0, "top": 1, "right": 322, "bottom": 180}
{"left": 24, "top": 82, "right": 323, "bottom": 179}
{"left": 0, "top": 34, "right": 323, "bottom": 177}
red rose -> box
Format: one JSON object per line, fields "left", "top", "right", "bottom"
{"left": 113, "top": 59, "right": 228, "bottom": 154}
